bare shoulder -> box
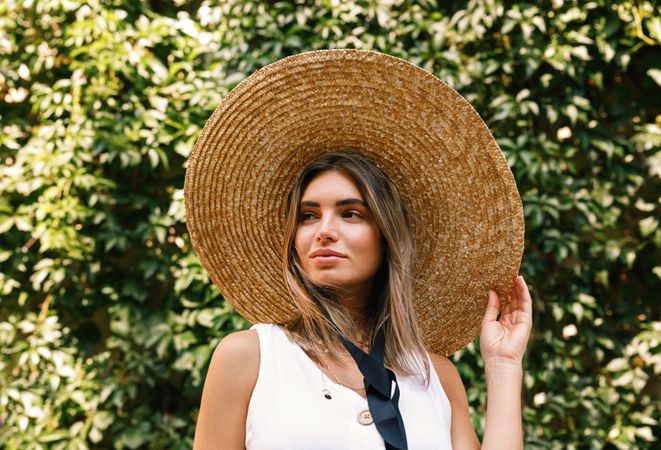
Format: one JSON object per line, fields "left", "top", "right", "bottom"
{"left": 213, "top": 329, "right": 260, "bottom": 363}
{"left": 429, "top": 351, "right": 481, "bottom": 449}
{"left": 428, "top": 352, "right": 466, "bottom": 405}
{"left": 428, "top": 351, "right": 455, "bottom": 371}
{"left": 203, "top": 328, "right": 260, "bottom": 398}
{"left": 193, "top": 329, "right": 260, "bottom": 449}
{"left": 208, "top": 329, "right": 260, "bottom": 388}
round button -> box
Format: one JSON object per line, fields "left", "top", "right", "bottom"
{"left": 357, "top": 409, "right": 373, "bottom": 425}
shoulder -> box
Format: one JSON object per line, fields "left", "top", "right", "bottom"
{"left": 428, "top": 351, "right": 481, "bottom": 448}
{"left": 428, "top": 351, "right": 459, "bottom": 382}
{"left": 206, "top": 329, "right": 260, "bottom": 395}
{"left": 211, "top": 329, "right": 260, "bottom": 373}
{"left": 194, "top": 330, "right": 260, "bottom": 449}
{"left": 428, "top": 352, "right": 467, "bottom": 406}
{"left": 215, "top": 328, "right": 260, "bottom": 356}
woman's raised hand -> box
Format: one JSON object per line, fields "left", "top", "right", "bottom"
{"left": 479, "top": 275, "right": 533, "bottom": 365}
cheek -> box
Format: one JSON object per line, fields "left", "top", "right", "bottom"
{"left": 361, "top": 228, "right": 383, "bottom": 265}
{"left": 293, "top": 228, "right": 309, "bottom": 259}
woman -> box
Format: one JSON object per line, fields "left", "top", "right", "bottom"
{"left": 185, "top": 50, "right": 531, "bottom": 449}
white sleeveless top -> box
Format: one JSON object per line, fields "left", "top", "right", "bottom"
{"left": 245, "top": 324, "right": 453, "bottom": 449}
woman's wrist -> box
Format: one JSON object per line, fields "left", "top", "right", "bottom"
{"left": 484, "top": 358, "right": 523, "bottom": 384}
{"left": 483, "top": 356, "right": 523, "bottom": 371}
{"left": 482, "top": 358, "right": 524, "bottom": 450}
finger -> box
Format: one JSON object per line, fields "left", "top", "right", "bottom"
{"left": 515, "top": 275, "right": 533, "bottom": 316}
{"left": 482, "top": 290, "right": 500, "bottom": 324}
{"left": 508, "top": 279, "right": 521, "bottom": 312}
{"left": 499, "top": 277, "right": 520, "bottom": 321}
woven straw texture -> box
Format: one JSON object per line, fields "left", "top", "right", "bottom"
{"left": 184, "top": 49, "right": 525, "bottom": 355}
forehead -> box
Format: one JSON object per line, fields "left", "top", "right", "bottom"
{"left": 300, "top": 170, "right": 363, "bottom": 201}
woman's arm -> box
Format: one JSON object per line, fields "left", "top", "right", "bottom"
{"left": 481, "top": 359, "right": 524, "bottom": 449}
{"left": 193, "top": 330, "right": 260, "bottom": 450}
{"left": 479, "top": 275, "right": 533, "bottom": 450}
{"left": 433, "top": 275, "right": 532, "bottom": 450}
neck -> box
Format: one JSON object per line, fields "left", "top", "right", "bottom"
{"left": 337, "top": 283, "right": 374, "bottom": 346}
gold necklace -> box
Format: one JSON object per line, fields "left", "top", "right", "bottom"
{"left": 320, "top": 357, "right": 365, "bottom": 391}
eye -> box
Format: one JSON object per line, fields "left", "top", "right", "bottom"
{"left": 343, "top": 210, "right": 363, "bottom": 219}
{"left": 299, "top": 211, "right": 316, "bottom": 222}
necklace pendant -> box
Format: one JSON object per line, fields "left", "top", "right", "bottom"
{"left": 322, "top": 389, "right": 332, "bottom": 400}
{"left": 357, "top": 409, "right": 373, "bottom": 425}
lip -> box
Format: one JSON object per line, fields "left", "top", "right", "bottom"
{"left": 310, "top": 249, "right": 347, "bottom": 258}
{"left": 311, "top": 255, "right": 345, "bottom": 265}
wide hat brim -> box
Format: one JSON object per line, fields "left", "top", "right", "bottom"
{"left": 184, "top": 49, "right": 524, "bottom": 355}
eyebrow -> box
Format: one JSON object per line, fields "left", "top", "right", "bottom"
{"left": 300, "top": 198, "right": 369, "bottom": 209}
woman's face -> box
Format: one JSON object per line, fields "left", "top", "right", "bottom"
{"left": 294, "top": 170, "right": 383, "bottom": 291}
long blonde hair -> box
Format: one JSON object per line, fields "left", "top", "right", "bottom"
{"left": 281, "top": 152, "right": 430, "bottom": 380}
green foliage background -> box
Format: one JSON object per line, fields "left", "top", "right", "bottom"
{"left": 0, "top": 0, "right": 659, "bottom": 448}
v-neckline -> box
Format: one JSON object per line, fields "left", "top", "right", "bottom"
{"left": 277, "top": 326, "right": 369, "bottom": 403}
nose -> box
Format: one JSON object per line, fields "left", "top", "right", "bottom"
{"left": 317, "top": 229, "right": 337, "bottom": 242}
{"left": 316, "top": 216, "right": 338, "bottom": 242}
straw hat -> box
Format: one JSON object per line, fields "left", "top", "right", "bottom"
{"left": 184, "top": 49, "right": 524, "bottom": 355}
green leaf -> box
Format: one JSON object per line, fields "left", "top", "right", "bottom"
{"left": 647, "top": 69, "right": 661, "bottom": 86}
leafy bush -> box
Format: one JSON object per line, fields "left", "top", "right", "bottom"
{"left": 0, "top": 0, "right": 658, "bottom": 448}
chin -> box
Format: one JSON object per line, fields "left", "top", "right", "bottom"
{"left": 311, "top": 277, "right": 342, "bottom": 288}
{"left": 312, "top": 277, "right": 367, "bottom": 291}
{"left": 309, "top": 274, "right": 347, "bottom": 289}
